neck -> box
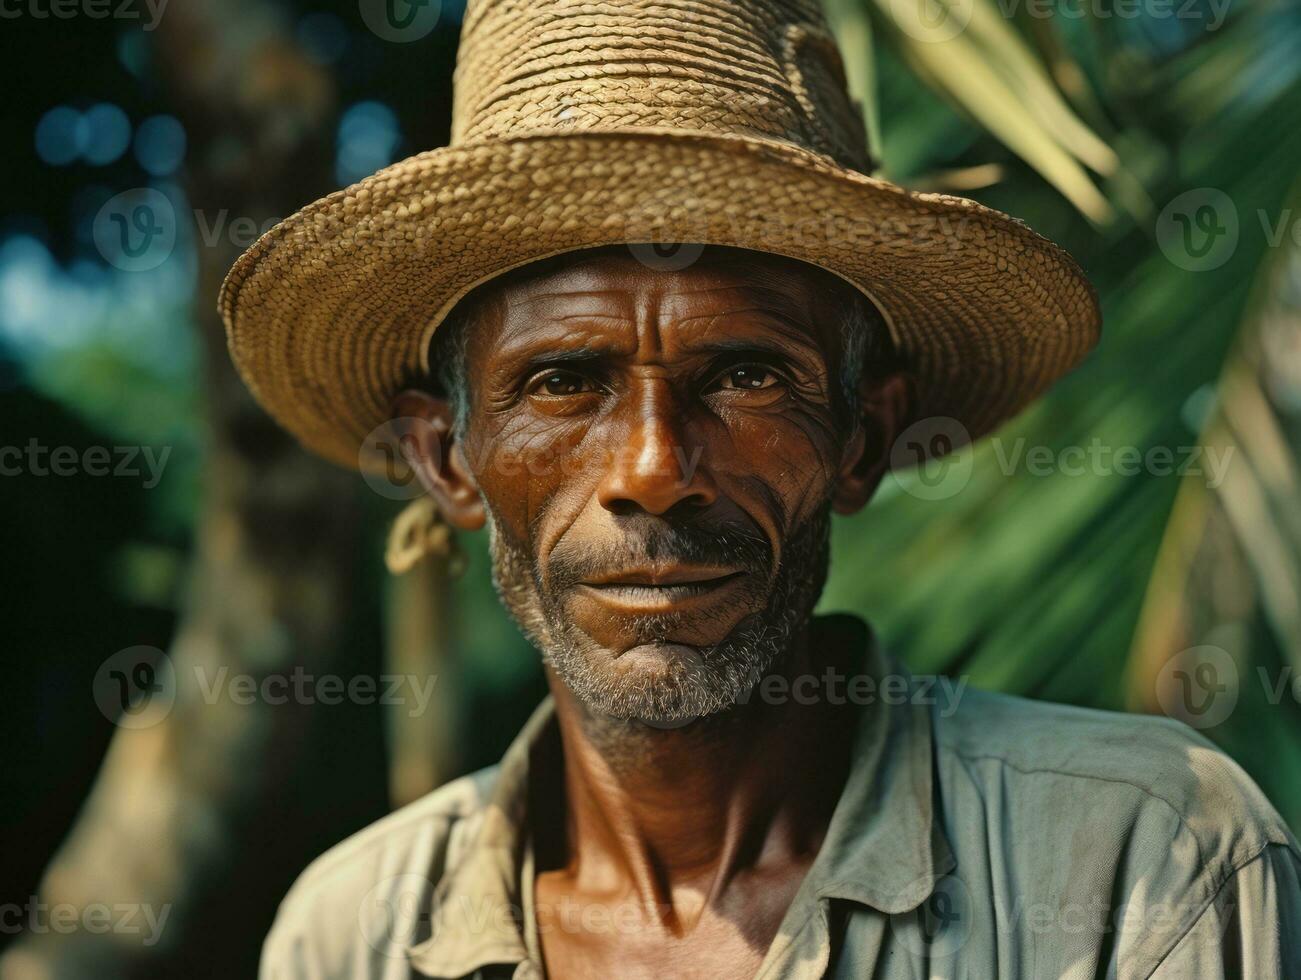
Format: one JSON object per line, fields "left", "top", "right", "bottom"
{"left": 539, "top": 620, "right": 855, "bottom": 925}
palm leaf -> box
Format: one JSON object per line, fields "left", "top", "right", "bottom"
{"left": 860, "top": 0, "right": 1118, "bottom": 220}
{"left": 824, "top": 0, "right": 1301, "bottom": 828}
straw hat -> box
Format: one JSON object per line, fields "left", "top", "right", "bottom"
{"left": 220, "top": 0, "right": 1101, "bottom": 472}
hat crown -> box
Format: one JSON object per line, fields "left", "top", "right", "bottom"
{"left": 450, "top": 0, "right": 873, "bottom": 172}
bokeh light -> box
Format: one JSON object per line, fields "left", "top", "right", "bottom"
{"left": 34, "top": 107, "right": 88, "bottom": 166}
{"left": 116, "top": 29, "right": 148, "bottom": 78}
{"left": 335, "top": 101, "right": 401, "bottom": 186}
{"left": 83, "top": 104, "right": 132, "bottom": 166}
{"left": 134, "top": 115, "right": 186, "bottom": 177}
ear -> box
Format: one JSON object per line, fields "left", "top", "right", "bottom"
{"left": 389, "top": 389, "right": 486, "bottom": 531}
{"left": 831, "top": 372, "right": 912, "bottom": 515}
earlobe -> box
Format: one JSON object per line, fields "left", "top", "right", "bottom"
{"left": 831, "top": 373, "right": 912, "bottom": 515}
{"left": 389, "top": 389, "right": 486, "bottom": 531}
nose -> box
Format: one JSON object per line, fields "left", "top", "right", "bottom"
{"left": 597, "top": 384, "right": 717, "bottom": 516}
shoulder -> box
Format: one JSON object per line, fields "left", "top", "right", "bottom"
{"left": 929, "top": 687, "right": 1300, "bottom": 973}
{"left": 933, "top": 686, "right": 1298, "bottom": 872}
{"left": 259, "top": 765, "right": 500, "bottom": 979}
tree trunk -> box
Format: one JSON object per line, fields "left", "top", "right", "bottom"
{"left": 0, "top": 5, "right": 390, "bottom": 977}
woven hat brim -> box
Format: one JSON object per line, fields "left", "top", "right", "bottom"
{"left": 220, "top": 128, "right": 1100, "bottom": 473}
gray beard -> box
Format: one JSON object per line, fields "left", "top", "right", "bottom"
{"left": 484, "top": 507, "right": 832, "bottom": 726}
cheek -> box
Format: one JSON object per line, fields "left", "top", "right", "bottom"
{"left": 710, "top": 406, "right": 842, "bottom": 522}
{"left": 469, "top": 402, "right": 843, "bottom": 548}
{"left": 470, "top": 414, "right": 598, "bottom": 544}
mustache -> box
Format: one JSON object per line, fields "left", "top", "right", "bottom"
{"left": 546, "top": 519, "right": 772, "bottom": 589}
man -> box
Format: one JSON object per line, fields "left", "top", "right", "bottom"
{"left": 222, "top": 0, "right": 1300, "bottom": 977}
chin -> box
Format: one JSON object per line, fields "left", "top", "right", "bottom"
{"left": 543, "top": 615, "right": 784, "bottom": 725}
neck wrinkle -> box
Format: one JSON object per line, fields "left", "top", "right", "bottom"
{"left": 542, "top": 623, "right": 854, "bottom": 919}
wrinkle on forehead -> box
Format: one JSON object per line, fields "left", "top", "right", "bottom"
{"left": 488, "top": 258, "right": 838, "bottom": 357}
{"left": 512, "top": 251, "right": 821, "bottom": 293}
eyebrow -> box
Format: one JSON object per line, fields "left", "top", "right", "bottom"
{"left": 505, "top": 336, "right": 816, "bottom": 374}
{"left": 686, "top": 338, "right": 813, "bottom": 367}
{"left": 515, "top": 343, "right": 610, "bottom": 365}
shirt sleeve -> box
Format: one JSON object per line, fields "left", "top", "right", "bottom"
{"left": 259, "top": 900, "right": 328, "bottom": 980}
{"left": 1149, "top": 842, "right": 1301, "bottom": 979}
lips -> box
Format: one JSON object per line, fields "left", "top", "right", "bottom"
{"left": 578, "top": 565, "right": 747, "bottom": 612}
{"left": 582, "top": 565, "right": 743, "bottom": 587}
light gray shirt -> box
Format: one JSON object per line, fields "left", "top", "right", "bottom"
{"left": 260, "top": 616, "right": 1300, "bottom": 979}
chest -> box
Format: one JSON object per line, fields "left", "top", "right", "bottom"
{"left": 533, "top": 871, "right": 807, "bottom": 980}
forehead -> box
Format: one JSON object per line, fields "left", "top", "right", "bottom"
{"left": 467, "top": 248, "right": 848, "bottom": 353}
{"left": 499, "top": 249, "right": 828, "bottom": 309}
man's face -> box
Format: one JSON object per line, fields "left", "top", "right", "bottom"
{"left": 438, "top": 251, "right": 889, "bottom": 724}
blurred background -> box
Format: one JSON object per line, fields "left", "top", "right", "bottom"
{"left": 1, "top": 0, "right": 1299, "bottom": 975}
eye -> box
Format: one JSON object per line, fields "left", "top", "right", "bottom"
{"left": 530, "top": 369, "right": 597, "bottom": 396}
{"left": 711, "top": 363, "right": 781, "bottom": 391}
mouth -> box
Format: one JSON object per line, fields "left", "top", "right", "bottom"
{"left": 578, "top": 566, "right": 748, "bottom": 610}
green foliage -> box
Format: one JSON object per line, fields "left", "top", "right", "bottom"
{"left": 820, "top": 0, "right": 1301, "bottom": 827}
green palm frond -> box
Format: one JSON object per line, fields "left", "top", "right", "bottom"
{"left": 824, "top": 0, "right": 1301, "bottom": 828}
{"left": 848, "top": 0, "right": 1119, "bottom": 220}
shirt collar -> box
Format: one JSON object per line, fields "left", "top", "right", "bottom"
{"left": 409, "top": 614, "right": 953, "bottom": 978}
{"left": 408, "top": 699, "right": 551, "bottom": 978}
{"left": 801, "top": 614, "right": 956, "bottom": 913}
